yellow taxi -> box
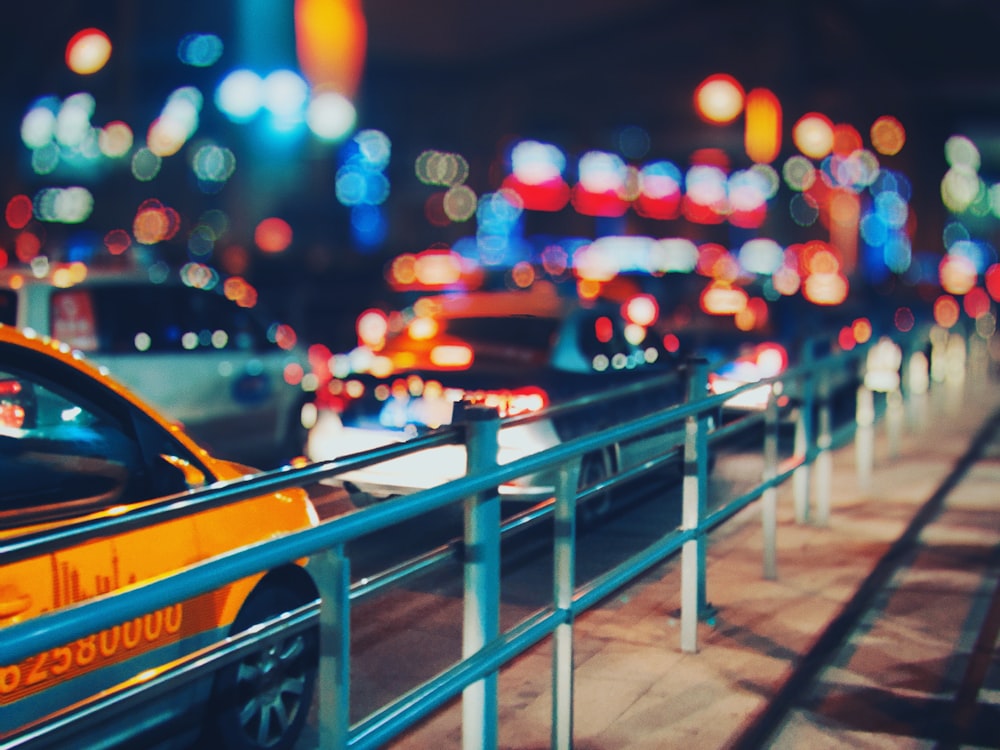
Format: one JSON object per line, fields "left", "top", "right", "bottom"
{"left": 0, "top": 324, "right": 319, "bottom": 750}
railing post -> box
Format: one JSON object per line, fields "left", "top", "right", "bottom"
{"left": 814, "top": 370, "right": 833, "bottom": 526}
{"left": 551, "top": 459, "right": 580, "bottom": 750}
{"left": 944, "top": 330, "right": 967, "bottom": 415}
{"left": 855, "top": 380, "right": 875, "bottom": 492}
{"left": 904, "top": 343, "right": 929, "bottom": 432}
{"left": 314, "top": 544, "right": 351, "bottom": 750}
{"left": 792, "top": 341, "right": 815, "bottom": 524}
{"left": 460, "top": 403, "right": 501, "bottom": 750}
{"left": 761, "top": 383, "right": 780, "bottom": 580}
{"left": 681, "top": 357, "right": 711, "bottom": 654}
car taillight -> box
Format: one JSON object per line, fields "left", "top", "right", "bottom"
{"left": 0, "top": 379, "right": 23, "bottom": 397}
{"left": 0, "top": 379, "right": 26, "bottom": 428}
{"left": 463, "top": 386, "right": 548, "bottom": 417}
{"left": 0, "top": 402, "right": 25, "bottom": 429}
{"left": 754, "top": 343, "right": 788, "bottom": 377}
{"left": 429, "top": 343, "right": 473, "bottom": 368}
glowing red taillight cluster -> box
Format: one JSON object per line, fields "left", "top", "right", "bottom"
{"left": 0, "top": 379, "right": 27, "bottom": 428}
{"left": 461, "top": 386, "right": 549, "bottom": 418}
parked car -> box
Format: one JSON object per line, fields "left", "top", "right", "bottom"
{"left": 308, "top": 283, "right": 706, "bottom": 518}
{"left": 0, "top": 324, "right": 319, "bottom": 750}
{"left": 0, "top": 265, "right": 316, "bottom": 468}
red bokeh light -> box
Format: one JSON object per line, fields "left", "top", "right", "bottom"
{"left": 5, "top": 195, "right": 33, "bottom": 230}
{"left": 254, "top": 217, "right": 293, "bottom": 253}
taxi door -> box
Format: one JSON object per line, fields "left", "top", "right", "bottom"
{"left": 0, "top": 367, "right": 215, "bottom": 732}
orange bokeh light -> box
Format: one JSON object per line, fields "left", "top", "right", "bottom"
{"left": 294, "top": 0, "right": 367, "bottom": 98}
{"left": 831, "top": 123, "right": 863, "bottom": 157}
{"left": 933, "top": 295, "right": 961, "bottom": 329}
{"left": 870, "top": 115, "right": 906, "bottom": 156}
{"left": 700, "top": 281, "right": 748, "bottom": 315}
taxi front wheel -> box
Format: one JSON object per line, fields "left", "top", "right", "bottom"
{"left": 207, "top": 584, "right": 318, "bottom": 750}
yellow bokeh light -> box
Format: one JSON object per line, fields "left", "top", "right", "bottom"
{"left": 793, "top": 113, "right": 834, "bottom": 159}
{"left": 66, "top": 28, "right": 112, "bottom": 75}
{"left": 407, "top": 316, "right": 438, "bottom": 341}
{"left": 744, "top": 88, "right": 782, "bottom": 164}
{"left": 694, "top": 74, "right": 745, "bottom": 124}
{"left": 803, "top": 272, "right": 849, "bottom": 305}
{"left": 700, "top": 281, "right": 748, "bottom": 315}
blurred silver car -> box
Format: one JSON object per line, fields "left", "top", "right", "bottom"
{"left": 0, "top": 265, "right": 316, "bottom": 467}
{"left": 309, "top": 284, "right": 698, "bottom": 512}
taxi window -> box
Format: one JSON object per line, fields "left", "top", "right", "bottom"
{"left": 0, "top": 290, "right": 16, "bottom": 325}
{"left": 0, "top": 367, "right": 143, "bottom": 519}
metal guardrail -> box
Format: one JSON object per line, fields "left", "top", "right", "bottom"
{"left": 0, "top": 323, "right": 977, "bottom": 750}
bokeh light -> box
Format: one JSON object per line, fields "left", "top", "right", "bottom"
{"left": 65, "top": 28, "right": 112, "bottom": 75}
{"left": 933, "top": 294, "right": 961, "bottom": 328}
{"left": 986, "top": 263, "right": 1000, "bottom": 302}
{"left": 216, "top": 69, "right": 264, "bottom": 122}
{"left": 255, "top": 217, "right": 293, "bottom": 252}
{"left": 831, "top": 123, "right": 863, "bottom": 157}
{"left": 133, "top": 199, "right": 180, "bottom": 244}
{"left": 104, "top": 228, "right": 131, "bottom": 255}
{"left": 178, "top": 33, "right": 223, "bottom": 67}
{"left": 416, "top": 149, "right": 470, "bottom": 187}
{"left": 894, "top": 306, "right": 915, "bottom": 333}
{"left": 148, "top": 87, "right": 202, "bottom": 157}
{"left": 262, "top": 69, "right": 309, "bottom": 125}
{"left": 294, "top": 0, "right": 367, "bottom": 99}
{"left": 443, "top": 185, "right": 477, "bottom": 222}
{"left": 131, "top": 148, "right": 162, "bottom": 181}
{"left": 99, "top": 120, "right": 133, "bottom": 157}
{"left": 693, "top": 73, "right": 745, "bottom": 124}
{"left": 870, "top": 115, "right": 905, "bottom": 156}
{"left": 792, "top": 113, "right": 834, "bottom": 159}
{"left": 744, "top": 88, "right": 782, "bottom": 164}
{"left": 306, "top": 91, "right": 357, "bottom": 141}
{"left": 33, "top": 186, "right": 94, "bottom": 223}
{"left": 623, "top": 294, "right": 659, "bottom": 327}
{"left": 963, "top": 287, "right": 991, "bottom": 318}
{"left": 5, "top": 195, "right": 33, "bottom": 229}
{"left": 939, "top": 254, "right": 977, "bottom": 295}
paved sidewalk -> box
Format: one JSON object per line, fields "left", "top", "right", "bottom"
{"left": 386, "top": 368, "right": 1000, "bottom": 748}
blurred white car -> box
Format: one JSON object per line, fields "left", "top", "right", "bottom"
{"left": 0, "top": 265, "right": 316, "bottom": 467}
{"left": 309, "top": 284, "right": 699, "bottom": 513}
